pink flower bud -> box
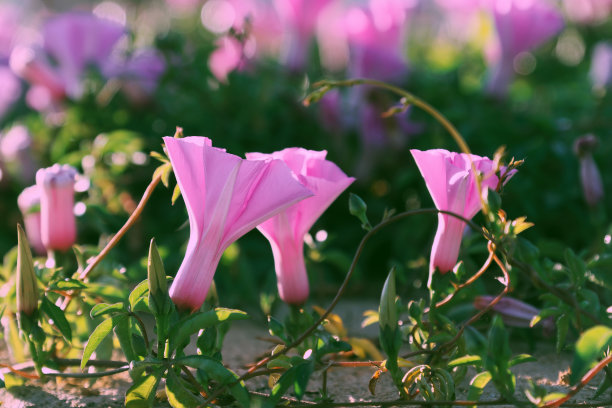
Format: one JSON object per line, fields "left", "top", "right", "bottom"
{"left": 574, "top": 135, "right": 604, "bottom": 207}
{"left": 36, "top": 164, "right": 78, "bottom": 251}
{"left": 474, "top": 295, "right": 553, "bottom": 331}
{"left": 17, "top": 185, "right": 46, "bottom": 256}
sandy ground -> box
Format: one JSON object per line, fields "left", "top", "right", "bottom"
{"left": 0, "top": 299, "right": 608, "bottom": 407}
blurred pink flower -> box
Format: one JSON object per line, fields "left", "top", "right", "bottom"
{"left": 410, "top": 149, "right": 500, "bottom": 274}
{"left": 563, "top": 0, "right": 612, "bottom": 24}
{"left": 246, "top": 148, "right": 354, "bottom": 305}
{"left": 590, "top": 42, "right": 612, "bottom": 89}
{"left": 344, "top": 4, "right": 409, "bottom": 82}
{"left": 17, "top": 185, "right": 46, "bottom": 256}
{"left": 0, "top": 66, "right": 21, "bottom": 119}
{"left": 208, "top": 36, "right": 243, "bottom": 82}
{"left": 164, "top": 136, "right": 313, "bottom": 311}
{"left": 105, "top": 49, "right": 166, "bottom": 102}
{"left": 486, "top": 0, "right": 564, "bottom": 95}
{"left": 0, "top": 125, "right": 37, "bottom": 183}
{"left": 43, "top": 12, "right": 126, "bottom": 99}
{"left": 36, "top": 164, "right": 78, "bottom": 252}
{"left": 0, "top": 4, "right": 20, "bottom": 60}
{"left": 274, "top": 0, "right": 333, "bottom": 69}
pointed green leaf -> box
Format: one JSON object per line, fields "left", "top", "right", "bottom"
{"left": 125, "top": 368, "right": 163, "bottom": 408}
{"left": 467, "top": 371, "right": 492, "bottom": 407}
{"left": 570, "top": 325, "right": 612, "bottom": 384}
{"left": 172, "top": 184, "right": 181, "bottom": 206}
{"left": 168, "top": 308, "right": 248, "bottom": 353}
{"left": 81, "top": 314, "right": 128, "bottom": 370}
{"left": 129, "top": 280, "right": 149, "bottom": 310}
{"left": 90, "top": 302, "right": 125, "bottom": 318}
{"left": 508, "top": 354, "right": 536, "bottom": 367}
{"left": 41, "top": 296, "right": 72, "bottom": 342}
{"left": 166, "top": 369, "right": 203, "bottom": 408}
{"left": 448, "top": 355, "right": 482, "bottom": 368}
{"left": 178, "top": 355, "right": 249, "bottom": 407}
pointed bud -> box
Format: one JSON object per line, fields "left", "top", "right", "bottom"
{"left": 349, "top": 193, "right": 371, "bottom": 230}
{"left": 16, "top": 224, "right": 39, "bottom": 315}
{"left": 573, "top": 135, "right": 604, "bottom": 207}
{"left": 147, "top": 238, "right": 169, "bottom": 316}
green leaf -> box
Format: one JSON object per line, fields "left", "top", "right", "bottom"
{"left": 267, "top": 316, "right": 287, "bottom": 343}
{"left": 41, "top": 296, "right": 72, "bottom": 342}
{"left": 379, "top": 269, "right": 401, "bottom": 377}
{"left": 114, "top": 316, "right": 137, "bottom": 363}
{"left": 168, "top": 308, "right": 248, "bottom": 353}
{"left": 129, "top": 280, "right": 149, "bottom": 310}
{"left": 90, "top": 302, "right": 125, "bottom": 318}
{"left": 178, "top": 355, "right": 249, "bottom": 407}
{"left": 556, "top": 314, "right": 569, "bottom": 353}
{"left": 172, "top": 184, "right": 182, "bottom": 205}
{"left": 564, "top": 248, "right": 586, "bottom": 287}
{"left": 165, "top": 369, "right": 203, "bottom": 408}
{"left": 48, "top": 279, "right": 87, "bottom": 290}
{"left": 81, "top": 314, "right": 128, "bottom": 370}
{"left": 467, "top": 371, "right": 492, "bottom": 407}
{"left": 448, "top": 355, "right": 482, "bottom": 368}
{"left": 125, "top": 368, "right": 163, "bottom": 408}
{"left": 270, "top": 361, "right": 313, "bottom": 403}
{"left": 570, "top": 325, "right": 612, "bottom": 384}
{"left": 508, "top": 354, "right": 536, "bottom": 367}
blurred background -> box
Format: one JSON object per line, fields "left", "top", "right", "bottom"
{"left": 1, "top": 0, "right": 612, "bottom": 313}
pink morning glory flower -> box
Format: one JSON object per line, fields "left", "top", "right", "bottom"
{"left": 246, "top": 148, "right": 354, "bottom": 305}
{"left": 410, "top": 149, "right": 501, "bottom": 274}
{"left": 486, "top": 0, "right": 564, "bottom": 96}
{"left": 17, "top": 185, "right": 46, "bottom": 256}
{"left": 164, "top": 137, "right": 313, "bottom": 311}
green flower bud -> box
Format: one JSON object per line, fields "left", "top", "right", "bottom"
{"left": 147, "top": 238, "right": 169, "bottom": 315}
{"left": 16, "top": 224, "right": 39, "bottom": 315}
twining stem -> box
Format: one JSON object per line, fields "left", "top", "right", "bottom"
{"left": 78, "top": 173, "right": 163, "bottom": 281}
{"left": 434, "top": 251, "right": 495, "bottom": 308}
{"left": 307, "top": 78, "right": 488, "bottom": 214}
{"left": 435, "top": 243, "right": 510, "bottom": 355}
{"left": 541, "top": 353, "right": 612, "bottom": 408}
{"left": 202, "top": 208, "right": 482, "bottom": 406}
{"left": 43, "top": 366, "right": 129, "bottom": 378}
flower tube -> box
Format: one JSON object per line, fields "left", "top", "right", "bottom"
{"left": 36, "top": 164, "right": 78, "bottom": 251}
{"left": 247, "top": 148, "right": 355, "bottom": 304}
{"left": 164, "top": 137, "right": 313, "bottom": 311}
{"left": 17, "top": 185, "right": 45, "bottom": 255}
{"left": 410, "top": 149, "right": 502, "bottom": 274}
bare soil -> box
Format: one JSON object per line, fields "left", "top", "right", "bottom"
{"left": 0, "top": 300, "right": 607, "bottom": 407}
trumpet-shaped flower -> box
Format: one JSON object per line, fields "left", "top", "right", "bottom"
{"left": 247, "top": 148, "right": 354, "bottom": 304}
{"left": 36, "top": 164, "right": 78, "bottom": 251}
{"left": 411, "top": 149, "right": 501, "bottom": 274}
{"left": 164, "top": 137, "right": 313, "bottom": 311}
{"left": 486, "top": 0, "right": 564, "bottom": 96}
{"left": 17, "top": 185, "right": 46, "bottom": 256}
